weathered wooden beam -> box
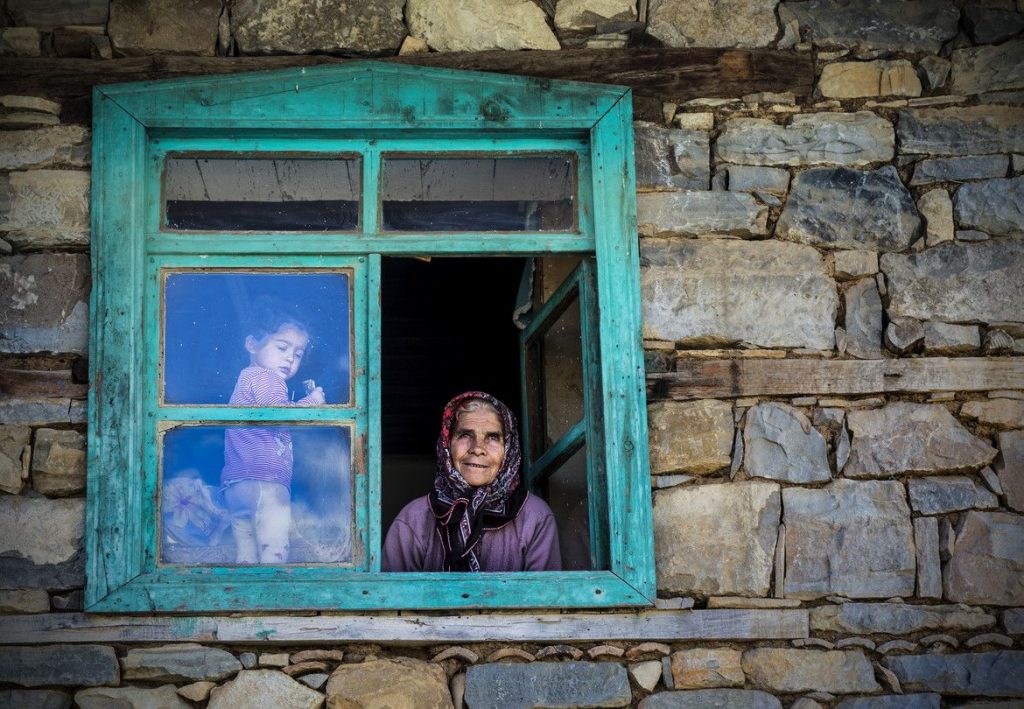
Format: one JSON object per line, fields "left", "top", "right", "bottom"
{"left": 0, "top": 368, "right": 89, "bottom": 399}
{"left": 648, "top": 357, "right": 1024, "bottom": 399}
{"left": 0, "top": 609, "right": 808, "bottom": 644}
{"left": 0, "top": 49, "right": 813, "bottom": 104}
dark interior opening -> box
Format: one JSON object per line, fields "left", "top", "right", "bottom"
{"left": 380, "top": 256, "right": 526, "bottom": 535}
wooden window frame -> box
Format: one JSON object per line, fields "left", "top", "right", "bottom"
{"left": 87, "top": 62, "right": 654, "bottom": 612}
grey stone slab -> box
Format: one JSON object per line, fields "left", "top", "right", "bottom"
{"left": 810, "top": 603, "right": 996, "bottom": 634}
{"left": 962, "top": 399, "right": 1024, "bottom": 430}
{"left": 0, "top": 495, "right": 83, "bottom": 566}
{"left": 1, "top": 27, "right": 42, "bottom": 56}
{"left": 844, "top": 278, "right": 882, "bottom": 359}
{"left": 0, "top": 398, "right": 87, "bottom": 426}
{"left": 637, "top": 190, "right": 766, "bottom": 237}
{"left": 778, "top": 0, "right": 958, "bottom": 53}
{"left": 918, "top": 188, "right": 954, "bottom": 247}
{"left": 777, "top": 166, "right": 920, "bottom": 251}
{"left": 965, "top": 6, "right": 1024, "bottom": 44}
{"left": 955, "top": 175, "right": 1024, "bottom": 236}
{"left": 883, "top": 651, "right": 1024, "bottom": 696}
{"left": 844, "top": 403, "right": 997, "bottom": 477}
{"left": 647, "top": 0, "right": 779, "bottom": 49}
{"left": 465, "top": 662, "right": 631, "bottom": 709}
{"left": 210, "top": 670, "right": 322, "bottom": 709}
{"left": 741, "top": 648, "right": 879, "bottom": 694}
{"left": 0, "top": 645, "right": 118, "bottom": 687}
{"left": 648, "top": 400, "right": 734, "bottom": 475}
{"left": 76, "top": 685, "right": 190, "bottom": 709}
{"left": 122, "top": 644, "right": 242, "bottom": 683}
{"left": 951, "top": 39, "right": 1024, "bottom": 96}
{"left": 907, "top": 476, "right": 998, "bottom": 515}
{"left": 913, "top": 517, "right": 942, "bottom": 599}
{"left": 654, "top": 481, "right": 780, "bottom": 597}
{"left": 910, "top": 155, "right": 1010, "bottom": 186}
{"left": 0, "top": 254, "right": 90, "bottom": 355}
{"left": 897, "top": 106, "right": 1024, "bottom": 156}
{"left": 836, "top": 695, "right": 939, "bottom": 709}
{"left": 639, "top": 689, "right": 782, "bottom": 709}
{"left": 784, "top": 480, "right": 915, "bottom": 599}
{"left": 7, "top": 0, "right": 109, "bottom": 29}
{"left": 0, "top": 170, "right": 90, "bottom": 249}
{"left": 995, "top": 430, "right": 1024, "bottom": 512}
{"left": 884, "top": 317, "right": 924, "bottom": 355}
{"left": 0, "top": 425, "right": 30, "bottom": 495}
{"left": 833, "top": 251, "right": 878, "bottom": 280}
{"left": 1005, "top": 609, "right": 1024, "bottom": 635}
{"left": 108, "top": 0, "right": 219, "bottom": 56}
{"left": 0, "top": 552, "right": 84, "bottom": 591}
{"left": 716, "top": 112, "right": 894, "bottom": 167}
{"left": 728, "top": 166, "right": 789, "bottom": 195}
{"left": 744, "top": 403, "right": 830, "bottom": 483}
{"left": 0, "top": 689, "right": 72, "bottom": 709}
{"left": 0, "top": 127, "right": 90, "bottom": 171}
{"left": 945, "top": 511, "right": 1024, "bottom": 606}
{"left": 555, "top": 0, "right": 636, "bottom": 31}
{"left": 882, "top": 240, "right": 1024, "bottom": 326}
{"left": 406, "top": 0, "right": 558, "bottom": 51}
{"left": 640, "top": 239, "right": 837, "bottom": 350}
{"left": 235, "top": 0, "right": 407, "bottom": 54}
{"left": 31, "top": 428, "right": 86, "bottom": 497}
{"left": 635, "top": 122, "right": 710, "bottom": 191}
{"left": 918, "top": 56, "right": 951, "bottom": 92}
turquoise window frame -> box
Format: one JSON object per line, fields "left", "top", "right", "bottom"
{"left": 87, "top": 62, "right": 654, "bottom": 612}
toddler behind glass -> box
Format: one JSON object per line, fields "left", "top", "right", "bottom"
{"left": 221, "top": 300, "right": 326, "bottom": 564}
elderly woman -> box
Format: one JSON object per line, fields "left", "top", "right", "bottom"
{"left": 382, "top": 391, "right": 561, "bottom": 572}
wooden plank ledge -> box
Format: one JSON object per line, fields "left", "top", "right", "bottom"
{"left": 0, "top": 609, "right": 808, "bottom": 645}
{"left": 648, "top": 357, "right": 1024, "bottom": 400}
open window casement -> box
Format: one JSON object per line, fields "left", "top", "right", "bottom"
{"left": 88, "top": 62, "right": 654, "bottom": 611}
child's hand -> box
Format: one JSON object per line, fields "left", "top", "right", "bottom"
{"left": 302, "top": 386, "right": 326, "bottom": 405}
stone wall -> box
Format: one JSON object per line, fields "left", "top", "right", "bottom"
{"left": 1, "top": 0, "right": 1023, "bottom": 707}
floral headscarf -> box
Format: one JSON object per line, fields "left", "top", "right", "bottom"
{"left": 428, "top": 391, "right": 527, "bottom": 572}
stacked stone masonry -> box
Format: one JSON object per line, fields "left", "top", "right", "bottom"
{"left": 2, "top": 0, "right": 1024, "bottom": 705}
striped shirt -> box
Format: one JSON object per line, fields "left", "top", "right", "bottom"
{"left": 221, "top": 366, "right": 317, "bottom": 489}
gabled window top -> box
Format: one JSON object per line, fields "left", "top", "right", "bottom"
{"left": 88, "top": 62, "right": 653, "bottom": 612}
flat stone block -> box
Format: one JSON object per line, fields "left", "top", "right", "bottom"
{"left": 777, "top": 166, "right": 920, "bottom": 252}
{"left": 122, "top": 644, "right": 242, "bottom": 683}
{"left": 234, "top": 0, "right": 407, "bottom": 54}
{"left": 883, "top": 651, "right": 1024, "bottom": 696}
{"left": 0, "top": 170, "right": 90, "bottom": 249}
{"left": 0, "top": 127, "right": 89, "bottom": 171}
{"left": 962, "top": 399, "right": 1024, "bottom": 430}
{"left": 907, "top": 476, "right": 998, "bottom": 514}
{"left": 1, "top": 28, "right": 42, "bottom": 57}
{"left": 31, "top": 428, "right": 85, "bottom": 497}
{"left": 647, "top": 0, "right": 778, "bottom": 48}
{"left": 742, "top": 648, "right": 879, "bottom": 694}
{"left": 0, "top": 425, "right": 30, "bottom": 495}
{"left": 1005, "top": 609, "right": 1024, "bottom": 635}
{"left": 655, "top": 481, "right": 780, "bottom": 597}
{"left": 951, "top": 39, "right": 1024, "bottom": 96}
{"left": 0, "top": 645, "right": 118, "bottom": 687}
{"left": 833, "top": 251, "right": 878, "bottom": 280}
{"left": 669, "top": 648, "right": 744, "bottom": 688}
{"left": 648, "top": 400, "right": 734, "bottom": 475}
{"left": 910, "top": 155, "right": 1010, "bottom": 186}
{"left": 843, "top": 403, "right": 997, "bottom": 477}
{"left": 716, "top": 112, "right": 894, "bottom": 167}
{"left": 77, "top": 685, "right": 190, "bottom": 709}
{"left": 810, "top": 603, "right": 996, "bottom": 634}
{"left": 779, "top": 0, "right": 958, "bottom": 53}
{"left": 995, "top": 430, "right": 1024, "bottom": 512}
{"left": 945, "top": 511, "right": 1024, "bottom": 606}
{"left": 640, "top": 689, "right": 782, "bottom": 709}
{"left": 923, "top": 321, "right": 980, "bottom": 355}
{"left": 555, "top": 0, "right": 635, "bottom": 30}
{"left": 727, "top": 166, "right": 790, "bottom": 195}
{"left": 406, "top": 0, "right": 558, "bottom": 52}
{"left": 0, "top": 689, "right": 72, "bottom": 709}
{"left": 744, "top": 402, "right": 830, "bottom": 483}
{"left": 635, "top": 122, "right": 710, "bottom": 191}
{"left": 913, "top": 517, "right": 942, "bottom": 599}
{"left": 783, "top": 480, "right": 915, "bottom": 599}
{"left": 324, "top": 657, "right": 450, "bottom": 708}
{"left": 0, "top": 253, "right": 90, "bottom": 355}
{"left": 465, "top": 661, "right": 630, "bottom": 709}
{"left": 955, "top": 175, "right": 1024, "bottom": 237}
{"left": 818, "top": 60, "right": 921, "bottom": 99}
{"left": 0, "top": 588, "right": 50, "bottom": 613}
{"left": 897, "top": 106, "right": 1024, "bottom": 156}
{"left": 209, "top": 670, "right": 322, "bottom": 709}
{"left": 0, "top": 495, "right": 83, "bottom": 566}
{"left": 835, "top": 695, "right": 940, "bottom": 709}
{"left": 0, "top": 398, "right": 86, "bottom": 426}
{"left": 638, "top": 190, "right": 767, "bottom": 237}
{"left": 843, "top": 278, "right": 882, "bottom": 359}
{"left": 640, "top": 239, "right": 837, "bottom": 350}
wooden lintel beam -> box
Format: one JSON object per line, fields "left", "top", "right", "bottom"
{"left": 0, "top": 48, "right": 814, "bottom": 105}
{"left": 648, "top": 357, "right": 1024, "bottom": 400}
{"left": 0, "top": 609, "right": 808, "bottom": 644}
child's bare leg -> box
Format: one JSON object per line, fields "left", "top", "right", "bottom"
{"left": 254, "top": 481, "right": 291, "bottom": 563}
{"left": 224, "top": 481, "right": 260, "bottom": 564}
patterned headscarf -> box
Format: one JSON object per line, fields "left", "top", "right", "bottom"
{"left": 429, "top": 391, "right": 527, "bottom": 572}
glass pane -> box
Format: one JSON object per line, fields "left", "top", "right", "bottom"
{"left": 163, "top": 271, "right": 351, "bottom": 406}
{"left": 164, "top": 157, "right": 360, "bottom": 231}
{"left": 543, "top": 445, "right": 591, "bottom": 570}
{"left": 381, "top": 156, "right": 575, "bottom": 232}
{"left": 159, "top": 425, "right": 353, "bottom": 565}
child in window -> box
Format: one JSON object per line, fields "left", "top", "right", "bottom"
{"left": 221, "top": 300, "right": 326, "bottom": 564}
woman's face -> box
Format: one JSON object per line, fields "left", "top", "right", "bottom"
{"left": 449, "top": 408, "right": 505, "bottom": 487}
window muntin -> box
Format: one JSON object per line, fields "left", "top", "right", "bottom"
{"left": 163, "top": 156, "right": 361, "bottom": 231}
{"left": 380, "top": 155, "right": 576, "bottom": 232}
{"left": 161, "top": 270, "right": 353, "bottom": 406}
{"left": 158, "top": 424, "right": 354, "bottom": 566}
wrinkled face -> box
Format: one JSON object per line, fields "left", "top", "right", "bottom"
{"left": 246, "top": 324, "right": 309, "bottom": 381}
{"left": 449, "top": 408, "right": 505, "bottom": 487}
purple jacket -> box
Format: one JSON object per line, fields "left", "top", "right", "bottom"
{"left": 381, "top": 493, "right": 561, "bottom": 572}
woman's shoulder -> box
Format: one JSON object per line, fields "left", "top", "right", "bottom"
{"left": 519, "top": 493, "right": 556, "bottom": 524}
{"left": 392, "top": 495, "right": 433, "bottom": 527}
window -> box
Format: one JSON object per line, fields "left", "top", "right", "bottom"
{"left": 87, "top": 63, "right": 653, "bottom": 611}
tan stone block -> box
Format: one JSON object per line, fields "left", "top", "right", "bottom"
{"left": 918, "top": 188, "right": 954, "bottom": 247}
{"left": 742, "top": 648, "right": 879, "bottom": 693}
{"left": 670, "top": 648, "right": 744, "bottom": 688}
{"left": 0, "top": 425, "right": 31, "bottom": 494}
{"left": 648, "top": 400, "right": 734, "bottom": 475}
{"left": 819, "top": 60, "right": 922, "bottom": 99}
{"left": 0, "top": 588, "right": 50, "bottom": 613}
{"left": 326, "top": 658, "right": 451, "bottom": 708}
{"left": 961, "top": 399, "right": 1024, "bottom": 430}
{"left": 31, "top": 428, "right": 86, "bottom": 497}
